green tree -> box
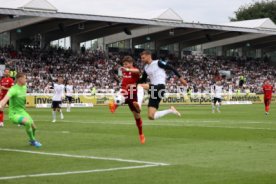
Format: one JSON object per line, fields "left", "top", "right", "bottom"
{"left": 230, "top": 0, "right": 276, "bottom": 23}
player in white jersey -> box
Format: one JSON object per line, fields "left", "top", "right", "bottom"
{"left": 51, "top": 77, "right": 65, "bottom": 122}
{"left": 65, "top": 80, "right": 74, "bottom": 112}
{"left": 135, "top": 50, "right": 187, "bottom": 120}
{"left": 212, "top": 81, "right": 223, "bottom": 113}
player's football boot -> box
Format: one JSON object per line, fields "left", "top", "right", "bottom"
{"left": 109, "top": 101, "right": 118, "bottom": 113}
{"left": 171, "top": 106, "right": 181, "bottom": 117}
{"left": 139, "top": 134, "right": 146, "bottom": 144}
{"left": 0, "top": 122, "right": 4, "bottom": 127}
{"left": 30, "top": 140, "right": 42, "bottom": 148}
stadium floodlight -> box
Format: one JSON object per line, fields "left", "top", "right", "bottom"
{"left": 78, "top": 23, "right": 85, "bottom": 30}
{"left": 169, "top": 30, "right": 174, "bottom": 36}
{"left": 123, "top": 28, "right": 132, "bottom": 35}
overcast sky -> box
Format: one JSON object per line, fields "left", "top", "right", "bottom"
{"left": 0, "top": 0, "right": 255, "bottom": 23}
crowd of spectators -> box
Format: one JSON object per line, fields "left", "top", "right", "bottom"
{"left": 165, "top": 54, "right": 275, "bottom": 94}
{"left": 0, "top": 46, "right": 275, "bottom": 94}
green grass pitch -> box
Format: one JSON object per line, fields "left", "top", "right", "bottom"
{"left": 0, "top": 104, "right": 276, "bottom": 184}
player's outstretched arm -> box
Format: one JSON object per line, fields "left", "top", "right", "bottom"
{"left": 0, "top": 95, "right": 10, "bottom": 111}
{"left": 1, "top": 86, "right": 11, "bottom": 90}
{"left": 158, "top": 60, "right": 187, "bottom": 86}
{"left": 122, "top": 67, "right": 140, "bottom": 74}
{"left": 179, "top": 77, "right": 188, "bottom": 86}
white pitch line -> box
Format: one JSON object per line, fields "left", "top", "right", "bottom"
{"left": 0, "top": 148, "right": 169, "bottom": 166}
{"left": 38, "top": 119, "right": 221, "bottom": 126}
{"left": 187, "top": 125, "right": 276, "bottom": 131}
{"left": 3, "top": 119, "right": 276, "bottom": 131}
{"left": 36, "top": 119, "right": 276, "bottom": 131}
{"left": 0, "top": 164, "right": 158, "bottom": 181}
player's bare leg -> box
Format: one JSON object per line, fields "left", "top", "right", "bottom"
{"left": 132, "top": 102, "right": 141, "bottom": 113}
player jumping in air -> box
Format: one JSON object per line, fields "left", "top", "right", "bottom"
{"left": 0, "top": 69, "right": 14, "bottom": 127}
{"left": 0, "top": 72, "right": 42, "bottom": 147}
{"left": 109, "top": 56, "right": 145, "bottom": 144}
{"left": 135, "top": 50, "right": 187, "bottom": 120}
{"left": 262, "top": 79, "right": 273, "bottom": 115}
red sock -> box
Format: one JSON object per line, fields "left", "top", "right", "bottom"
{"left": 0, "top": 111, "right": 3, "bottom": 122}
{"left": 135, "top": 118, "right": 143, "bottom": 135}
{"left": 265, "top": 105, "right": 270, "bottom": 112}
{"left": 266, "top": 105, "right": 270, "bottom": 112}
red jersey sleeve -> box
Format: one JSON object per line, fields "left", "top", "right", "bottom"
{"left": 8, "top": 78, "right": 14, "bottom": 88}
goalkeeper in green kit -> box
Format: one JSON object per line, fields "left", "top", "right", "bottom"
{"left": 0, "top": 72, "right": 42, "bottom": 148}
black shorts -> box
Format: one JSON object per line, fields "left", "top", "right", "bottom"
{"left": 213, "top": 97, "right": 222, "bottom": 104}
{"left": 52, "top": 101, "right": 62, "bottom": 109}
{"left": 66, "top": 96, "right": 73, "bottom": 103}
{"left": 124, "top": 93, "right": 138, "bottom": 113}
{"left": 148, "top": 84, "right": 165, "bottom": 109}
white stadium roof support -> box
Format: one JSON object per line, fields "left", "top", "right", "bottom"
{"left": 19, "top": 0, "right": 57, "bottom": 13}
{"left": 153, "top": 8, "right": 183, "bottom": 23}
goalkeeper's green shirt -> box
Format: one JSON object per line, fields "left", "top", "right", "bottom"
{"left": 7, "top": 84, "right": 27, "bottom": 115}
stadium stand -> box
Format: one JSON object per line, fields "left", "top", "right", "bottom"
{"left": 0, "top": 46, "right": 275, "bottom": 94}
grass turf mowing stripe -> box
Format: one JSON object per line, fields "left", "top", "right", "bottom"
{"left": 0, "top": 165, "right": 158, "bottom": 181}
{"left": 0, "top": 148, "right": 169, "bottom": 181}
{"left": 0, "top": 148, "right": 169, "bottom": 166}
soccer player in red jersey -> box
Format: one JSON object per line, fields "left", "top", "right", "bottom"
{"left": 262, "top": 79, "right": 273, "bottom": 115}
{"left": 0, "top": 69, "right": 14, "bottom": 127}
{"left": 109, "top": 56, "right": 145, "bottom": 144}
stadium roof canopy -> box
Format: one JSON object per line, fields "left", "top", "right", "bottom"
{"left": 0, "top": 0, "right": 276, "bottom": 51}
{"left": 222, "top": 18, "right": 276, "bottom": 30}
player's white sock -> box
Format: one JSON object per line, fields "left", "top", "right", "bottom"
{"left": 60, "top": 110, "right": 64, "bottom": 119}
{"left": 52, "top": 111, "right": 56, "bottom": 120}
{"left": 67, "top": 104, "right": 71, "bottom": 112}
{"left": 217, "top": 104, "right": 221, "bottom": 112}
{"left": 137, "top": 85, "right": 144, "bottom": 108}
{"left": 154, "top": 109, "right": 174, "bottom": 120}
{"left": 212, "top": 104, "right": 215, "bottom": 112}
